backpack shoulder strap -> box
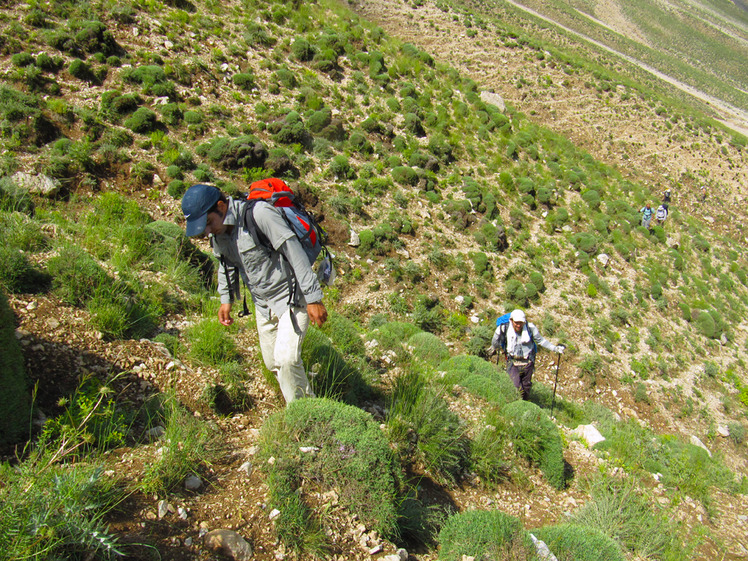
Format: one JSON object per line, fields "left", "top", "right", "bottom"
{"left": 240, "top": 199, "right": 274, "bottom": 253}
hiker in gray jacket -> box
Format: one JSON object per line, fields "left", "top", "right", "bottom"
{"left": 181, "top": 184, "right": 327, "bottom": 404}
{"left": 640, "top": 203, "right": 654, "bottom": 230}
{"left": 488, "top": 309, "right": 565, "bottom": 400}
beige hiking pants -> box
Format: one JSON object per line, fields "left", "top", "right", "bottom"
{"left": 256, "top": 306, "right": 314, "bottom": 404}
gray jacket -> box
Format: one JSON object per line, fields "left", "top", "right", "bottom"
{"left": 211, "top": 197, "right": 323, "bottom": 319}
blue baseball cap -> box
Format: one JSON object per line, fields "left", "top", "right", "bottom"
{"left": 182, "top": 184, "right": 221, "bottom": 237}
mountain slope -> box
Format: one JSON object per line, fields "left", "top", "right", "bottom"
{"left": 1, "top": 0, "right": 747, "bottom": 559}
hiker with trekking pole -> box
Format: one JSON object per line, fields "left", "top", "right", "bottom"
{"left": 487, "top": 309, "right": 566, "bottom": 401}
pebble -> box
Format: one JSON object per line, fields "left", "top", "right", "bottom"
{"left": 238, "top": 461, "right": 253, "bottom": 477}
{"left": 185, "top": 475, "right": 203, "bottom": 491}
{"left": 157, "top": 500, "right": 169, "bottom": 519}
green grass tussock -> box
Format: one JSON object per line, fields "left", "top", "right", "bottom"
{"left": 503, "top": 400, "right": 566, "bottom": 489}
{"left": 533, "top": 523, "right": 626, "bottom": 561}
{"left": 259, "top": 398, "right": 401, "bottom": 550}
{"left": 437, "top": 509, "right": 533, "bottom": 561}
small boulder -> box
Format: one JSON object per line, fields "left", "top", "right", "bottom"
{"left": 204, "top": 530, "right": 253, "bottom": 561}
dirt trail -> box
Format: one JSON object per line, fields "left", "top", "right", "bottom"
{"left": 501, "top": 0, "right": 748, "bottom": 136}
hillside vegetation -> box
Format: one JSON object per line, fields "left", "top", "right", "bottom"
{"left": 1, "top": 0, "right": 747, "bottom": 560}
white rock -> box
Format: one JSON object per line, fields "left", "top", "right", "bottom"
{"left": 269, "top": 508, "right": 281, "bottom": 520}
{"left": 717, "top": 426, "right": 730, "bottom": 437}
{"left": 479, "top": 90, "right": 506, "bottom": 112}
{"left": 470, "top": 315, "right": 480, "bottom": 324}
{"left": 530, "top": 533, "right": 559, "bottom": 560}
{"left": 596, "top": 253, "right": 610, "bottom": 267}
{"left": 571, "top": 424, "right": 605, "bottom": 447}
{"left": 690, "top": 435, "right": 712, "bottom": 457}
{"left": 299, "top": 446, "right": 319, "bottom": 453}
{"left": 455, "top": 295, "right": 465, "bottom": 304}
{"left": 348, "top": 229, "right": 360, "bottom": 247}
{"left": 11, "top": 172, "right": 61, "bottom": 197}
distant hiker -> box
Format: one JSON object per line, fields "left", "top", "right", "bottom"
{"left": 487, "top": 309, "right": 566, "bottom": 400}
{"left": 180, "top": 183, "right": 327, "bottom": 405}
{"left": 700, "top": 185, "right": 707, "bottom": 202}
{"left": 663, "top": 188, "right": 671, "bottom": 204}
{"left": 640, "top": 203, "right": 654, "bottom": 230}
{"left": 655, "top": 203, "right": 668, "bottom": 226}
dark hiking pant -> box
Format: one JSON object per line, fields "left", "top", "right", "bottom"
{"left": 508, "top": 359, "right": 535, "bottom": 400}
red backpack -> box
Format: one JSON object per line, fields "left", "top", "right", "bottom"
{"left": 243, "top": 178, "right": 327, "bottom": 265}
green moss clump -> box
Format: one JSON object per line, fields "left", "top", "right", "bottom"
{"left": 0, "top": 290, "right": 31, "bottom": 446}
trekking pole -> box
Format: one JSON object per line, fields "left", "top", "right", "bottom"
{"left": 550, "top": 351, "right": 561, "bottom": 418}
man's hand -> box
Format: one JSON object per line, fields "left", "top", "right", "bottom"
{"left": 218, "top": 303, "right": 234, "bottom": 326}
{"left": 556, "top": 344, "right": 566, "bottom": 354}
{"left": 486, "top": 346, "right": 497, "bottom": 357}
{"left": 307, "top": 302, "right": 328, "bottom": 327}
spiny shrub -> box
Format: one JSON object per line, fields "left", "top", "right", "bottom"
{"left": 329, "top": 154, "right": 355, "bottom": 179}
{"left": 47, "top": 245, "right": 110, "bottom": 306}
{"left": 302, "top": 327, "right": 370, "bottom": 403}
{"left": 87, "top": 280, "right": 158, "bottom": 340}
{"left": 0, "top": 180, "right": 34, "bottom": 215}
{"left": 124, "top": 107, "right": 158, "bottom": 134}
{"left": 694, "top": 310, "right": 716, "bottom": 338}
{"left": 122, "top": 65, "right": 175, "bottom": 97}
{"left": 140, "top": 396, "right": 221, "bottom": 494}
{"left": 569, "top": 475, "right": 689, "bottom": 559}
{"left": 439, "top": 354, "right": 520, "bottom": 406}
{"left": 203, "top": 135, "right": 268, "bottom": 170}
{"left": 0, "top": 246, "right": 50, "bottom": 294}
{"left": 392, "top": 165, "right": 419, "bottom": 186}
{"left": 259, "top": 398, "right": 400, "bottom": 547}
{"left": 232, "top": 72, "right": 256, "bottom": 90}
{"left": 291, "top": 37, "right": 315, "bottom": 61}
{"left": 0, "top": 290, "right": 30, "bottom": 446}
{"left": 367, "top": 321, "right": 422, "bottom": 357}
{"left": 535, "top": 524, "right": 625, "bottom": 561}
{"left": 307, "top": 107, "right": 332, "bottom": 134}
{"left": 102, "top": 91, "right": 142, "bottom": 116}
{"left": 0, "top": 85, "right": 58, "bottom": 147}
{"left": 186, "top": 317, "right": 239, "bottom": 366}
{"left": 0, "top": 453, "right": 122, "bottom": 559}
{"left": 387, "top": 370, "right": 469, "bottom": 485}
{"left": 503, "top": 400, "right": 566, "bottom": 489}
{"left": 438, "top": 509, "right": 532, "bottom": 561}
{"left": 319, "top": 312, "right": 365, "bottom": 357}
{"left": 407, "top": 331, "right": 450, "bottom": 366}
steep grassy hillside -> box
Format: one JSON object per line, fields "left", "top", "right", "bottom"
{"left": 1, "top": 0, "right": 747, "bottom": 559}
